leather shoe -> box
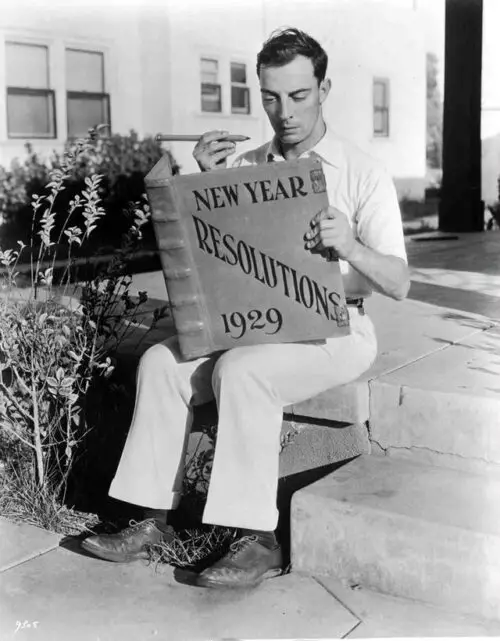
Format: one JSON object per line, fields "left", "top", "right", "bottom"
{"left": 81, "top": 518, "right": 174, "bottom": 563}
{"left": 197, "top": 534, "right": 283, "bottom": 588}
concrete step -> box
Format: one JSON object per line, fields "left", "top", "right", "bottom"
{"left": 369, "top": 324, "right": 500, "bottom": 474}
{"left": 287, "top": 294, "right": 496, "bottom": 427}
{"left": 291, "top": 455, "right": 500, "bottom": 621}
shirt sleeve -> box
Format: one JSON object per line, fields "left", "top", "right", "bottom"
{"left": 354, "top": 166, "right": 407, "bottom": 263}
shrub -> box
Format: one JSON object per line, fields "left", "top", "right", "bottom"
{"left": 0, "top": 131, "right": 170, "bottom": 534}
{"left": 0, "top": 130, "right": 179, "bottom": 254}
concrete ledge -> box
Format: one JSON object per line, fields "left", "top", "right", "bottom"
{"left": 285, "top": 382, "right": 370, "bottom": 424}
{"left": 291, "top": 456, "right": 500, "bottom": 621}
{"left": 287, "top": 295, "right": 495, "bottom": 428}
{"left": 369, "top": 326, "right": 500, "bottom": 471}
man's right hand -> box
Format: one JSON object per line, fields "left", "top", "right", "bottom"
{"left": 193, "top": 130, "right": 237, "bottom": 172}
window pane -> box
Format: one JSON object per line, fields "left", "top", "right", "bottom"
{"left": 231, "top": 62, "right": 246, "bottom": 84}
{"left": 66, "top": 49, "right": 104, "bottom": 92}
{"left": 374, "top": 109, "right": 389, "bottom": 135}
{"left": 374, "top": 110, "right": 384, "bottom": 133}
{"left": 231, "top": 86, "right": 250, "bottom": 114}
{"left": 201, "top": 83, "right": 221, "bottom": 112}
{"left": 7, "top": 92, "right": 54, "bottom": 136}
{"left": 201, "top": 58, "right": 218, "bottom": 84}
{"left": 373, "top": 81, "right": 387, "bottom": 108}
{"left": 6, "top": 42, "right": 48, "bottom": 89}
{"left": 67, "top": 95, "right": 109, "bottom": 137}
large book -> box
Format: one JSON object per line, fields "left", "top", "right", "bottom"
{"left": 145, "top": 156, "right": 350, "bottom": 360}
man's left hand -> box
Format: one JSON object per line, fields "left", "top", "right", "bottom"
{"left": 304, "top": 206, "right": 357, "bottom": 261}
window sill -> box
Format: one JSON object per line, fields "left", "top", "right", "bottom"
{"left": 7, "top": 135, "right": 57, "bottom": 140}
{"left": 194, "top": 111, "right": 259, "bottom": 121}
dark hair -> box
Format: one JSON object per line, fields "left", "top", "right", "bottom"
{"left": 256, "top": 28, "right": 328, "bottom": 83}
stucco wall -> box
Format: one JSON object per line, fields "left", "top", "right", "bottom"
{"left": 0, "top": 0, "right": 426, "bottom": 197}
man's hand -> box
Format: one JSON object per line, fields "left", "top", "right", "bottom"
{"left": 304, "top": 206, "right": 357, "bottom": 262}
{"left": 193, "top": 130, "right": 237, "bottom": 172}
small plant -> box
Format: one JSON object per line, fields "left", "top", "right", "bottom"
{"left": 147, "top": 526, "right": 236, "bottom": 570}
{"left": 0, "top": 130, "right": 170, "bottom": 533}
{"left": 486, "top": 175, "right": 500, "bottom": 230}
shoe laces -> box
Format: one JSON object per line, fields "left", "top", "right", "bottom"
{"left": 227, "top": 534, "right": 259, "bottom": 559}
{"left": 120, "top": 518, "right": 157, "bottom": 535}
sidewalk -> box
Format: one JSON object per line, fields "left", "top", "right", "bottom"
{"left": 1, "top": 230, "right": 500, "bottom": 639}
{"left": 2, "top": 516, "right": 500, "bottom": 641}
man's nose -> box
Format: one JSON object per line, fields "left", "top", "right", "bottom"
{"left": 278, "top": 98, "right": 292, "bottom": 121}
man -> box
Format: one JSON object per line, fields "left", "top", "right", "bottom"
{"left": 82, "top": 28, "right": 409, "bottom": 588}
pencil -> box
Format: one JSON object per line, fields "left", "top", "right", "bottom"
{"left": 155, "top": 134, "right": 250, "bottom": 143}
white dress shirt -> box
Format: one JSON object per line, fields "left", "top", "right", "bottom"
{"left": 233, "top": 126, "right": 407, "bottom": 299}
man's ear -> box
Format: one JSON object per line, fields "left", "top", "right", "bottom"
{"left": 319, "top": 77, "right": 331, "bottom": 104}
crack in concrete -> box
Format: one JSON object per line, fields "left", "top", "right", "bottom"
{"left": 312, "top": 576, "right": 363, "bottom": 627}
{"left": 0, "top": 545, "right": 60, "bottom": 574}
{"left": 342, "top": 620, "right": 364, "bottom": 639}
{"left": 366, "top": 433, "right": 499, "bottom": 467}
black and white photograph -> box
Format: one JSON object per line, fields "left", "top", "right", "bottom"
{"left": 0, "top": 0, "right": 499, "bottom": 639}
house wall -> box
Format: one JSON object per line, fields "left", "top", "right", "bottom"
{"left": 0, "top": 1, "right": 152, "bottom": 163}
{"left": 0, "top": 0, "right": 426, "bottom": 199}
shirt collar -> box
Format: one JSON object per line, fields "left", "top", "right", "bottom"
{"left": 265, "top": 125, "right": 343, "bottom": 168}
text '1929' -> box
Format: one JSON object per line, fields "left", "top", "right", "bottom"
{"left": 221, "top": 308, "right": 283, "bottom": 339}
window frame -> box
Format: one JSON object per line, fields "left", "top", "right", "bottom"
{"left": 5, "top": 41, "right": 57, "bottom": 139}
{"left": 6, "top": 87, "right": 57, "bottom": 139}
{"left": 200, "top": 57, "right": 222, "bottom": 113}
{"left": 373, "top": 77, "right": 390, "bottom": 138}
{"left": 65, "top": 48, "right": 111, "bottom": 138}
{"left": 66, "top": 90, "right": 111, "bottom": 139}
{"left": 230, "top": 61, "right": 250, "bottom": 115}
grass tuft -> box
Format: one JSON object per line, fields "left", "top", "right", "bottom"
{"left": 0, "top": 462, "right": 99, "bottom": 536}
{"left": 147, "top": 525, "right": 237, "bottom": 569}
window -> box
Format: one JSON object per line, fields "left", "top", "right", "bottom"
{"left": 231, "top": 62, "right": 250, "bottom": 115}
{"left": 201, "top": 58, "right": 222, "bottom": 113}
{"left": 5, "top": 42, "right": 56, "bottom": 138}
{"left": 66, "top": 49, "right": 110, "bottom": 138}
{"left": 373, "top": 78, "right": 390, "bottom": 137}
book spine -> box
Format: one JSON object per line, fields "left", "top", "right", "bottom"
{"left": 145, "top": 180, "right": 214, "bottom": 360}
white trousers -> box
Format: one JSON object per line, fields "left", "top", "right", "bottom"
{"left": 108, "top": 309, "right": 378, "bottom": 530}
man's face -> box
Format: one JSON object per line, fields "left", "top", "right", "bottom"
{"left": 259, "top": 55, "right": 329, "bottom": 147}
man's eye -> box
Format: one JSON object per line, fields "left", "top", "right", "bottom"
{"left": 263, "top": 97, "right": 276, "bottom": 104}
{"left": 293, "top": 95, "right": 308, "bottom": 102}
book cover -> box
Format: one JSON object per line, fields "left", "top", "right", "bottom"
{"left": 145, "top": 157, "right": 350, "bottom": 360}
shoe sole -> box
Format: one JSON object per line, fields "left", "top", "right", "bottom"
{"left": 196, "top": 567, "right": 283, "bottom": 589}
{"left": 81, "top": 539, "right": 149, "bottom": 563}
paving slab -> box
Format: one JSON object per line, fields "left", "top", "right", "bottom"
{"left": 406, "top": 231, "right": 500, "bottom": 318}
{"left": 291, "top": 455, "right": 500, "bottom": 621}
{"left": 410, "top": 266, "right": 500, "bottom": 298}
{"left": 317, "top": 576, "right": 500, "bottom": 637}
{"left": 0, "top": 517, "right": 61, "bottom": 573}
{"left": 0, "top": 545, "right": 358, "bottom": 641}
{"left": 284, "top": 294, "right": 495, "bottom": 424}
{"left": 369, "top": 325, "right": 500, "bottom": 471}
{"left": 406, "top": 231, "right": 500, "bottom": 276}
